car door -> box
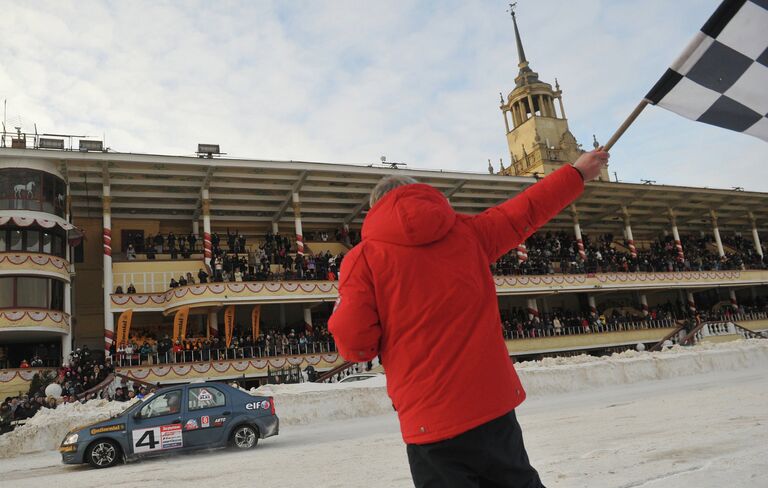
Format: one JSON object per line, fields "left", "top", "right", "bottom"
{"left": 127, "top": 389, "right": 185, "bottom": 456}
{"left": 182, "top": 385, "right": 231, "bottom": 448}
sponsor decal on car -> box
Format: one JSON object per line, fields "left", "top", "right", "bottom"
{"left": 200, "top": 415, "right": 210, "bottom": 428}
{"left": 132, "top": 424, "right": 183, "bottom": 453}
{"left": 245, "top": 400, "right": 271, "bottom": 411}
{"left": 90, "top": 424, "right": 125, "bottom": 435}
{"left": 185, "top": 419, "right": 199, "bottom": 431}
{"left": 213, "top": 417, "right": 226, "bottom": 427}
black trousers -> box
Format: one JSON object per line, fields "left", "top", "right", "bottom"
{"left": 406, "top": 410, "right": 545, "bottom": 488}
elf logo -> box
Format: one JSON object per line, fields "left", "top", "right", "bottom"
{"left": 245, "top": 400, "right": 271, "bottom": 410}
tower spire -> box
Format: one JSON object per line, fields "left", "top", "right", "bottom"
{"left": 509, "top": 4, "right": 530, "bottom": 74}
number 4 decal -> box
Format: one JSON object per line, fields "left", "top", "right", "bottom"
{"left": 135, "top": 430, "right": 158, "bottom": 450}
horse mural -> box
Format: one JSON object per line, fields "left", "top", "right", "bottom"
{"left": 14, "top": 181, "right": 36, "bottom": 199}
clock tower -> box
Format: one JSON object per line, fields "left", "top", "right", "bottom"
{"left": 498, "top": 8, "right": 609, "bottom": 180}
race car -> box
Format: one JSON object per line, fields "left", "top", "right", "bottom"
{"left": 59, "top": 382, "right": 278, "bottom": 468}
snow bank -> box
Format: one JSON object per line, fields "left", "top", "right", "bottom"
{"left": 0, "top": 399, "right": 137, "bottom": 459}
{"left": 2, "top": 340, "right": 766, "bottom": 459}
{"left": 251, "top": 375, "right": 391, "bottom": 426}
{"left": 516, "top": 339, "right": 768, "bottom": 395}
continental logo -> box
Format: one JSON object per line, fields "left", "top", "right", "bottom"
{"left": 90, "top": 424, "right": 125, "bottom": 435}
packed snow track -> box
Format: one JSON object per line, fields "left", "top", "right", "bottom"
{"left": 1, "top": 342, "right": 767, "bottom": 487}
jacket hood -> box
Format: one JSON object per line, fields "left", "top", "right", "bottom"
{"left": 362, "top": 183, "right": 456, "bottom": 246}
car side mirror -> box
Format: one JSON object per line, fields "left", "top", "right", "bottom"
{"left": 133, "top": 411, "right": 142, "bottom": 420}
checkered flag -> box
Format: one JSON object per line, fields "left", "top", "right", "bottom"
{"left": 646, "top": 0, "right": 768, "bottom": 142}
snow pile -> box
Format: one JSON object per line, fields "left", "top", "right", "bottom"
{"left": 0, "top": 399, "right": 136, "bottom": 459}
{"left": 252, "top": 375, "right": 391, "bottom": 426}
{"left": 515, "top": 339, "right": 768, "bottom": 395}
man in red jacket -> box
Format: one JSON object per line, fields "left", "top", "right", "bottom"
{"left": 329, "top": 150, "right": 608, "bottom": 487}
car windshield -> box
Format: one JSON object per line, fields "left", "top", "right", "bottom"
{"left": 112, "top": 394, "right": 152, "bottom": 418}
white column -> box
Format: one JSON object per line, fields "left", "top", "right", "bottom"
{"left": 102, "top": 185, "right": 114, "bottom": 356}
{"left": 62, "top": 197, "right": 73, "bottom": 363}
{"left": 671, "top": 220, "right": 685, "bottom": 263}
{"left": 622, "top": 207, "right": 637, "bottom": 258}
{"left": 710, "top": 210, "right": 725, "bottom": 258}
{"left": 572, "top": 209, "right": 586, "bottom": 261}
{"left": 516, "top": 243, "right": 528, "bottom": 263}
{"left": 729, "top": 289, "right": 738, "bottom": 311}
{"left": 202, "top": 189, "right": 212, "bottom": 269}
{"left": 272, "top": 221, "right": 279, "bottom": 234}
{"left": 686, "top": 291, "right": 696, "bottom": 315}
{"left": 293, "top": 192, "right": 304, "bottom": 257}
{"left": 749, "top": 213, "right": 764, "bottom": 259}
{"left": 587, "top": 295, "right": 597, "bottom": 316}
{"left": 639, "top": 294, "right": 649, "bottom": 316}
{"left": 192, "top": 220, "right": 199, "bottom": 237}
{"left": 303, "top": 307, "right": 313, "bottom": 334}
{"left": 526, "top": 298, "right": 539, "bottom": 320}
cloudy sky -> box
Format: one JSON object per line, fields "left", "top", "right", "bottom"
{"left": 1, "top": 0, "right": 766, "bottom": 190}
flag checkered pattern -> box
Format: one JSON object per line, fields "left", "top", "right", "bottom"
{"left": 646, "top": 0, "right": 768, "bottom": 142}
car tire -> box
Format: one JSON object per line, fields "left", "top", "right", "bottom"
{"left": 86, "top": 439, "right": 121, "bottom": 469}
{"left": 230, "top": 424, "right": 259, "bottom": 450}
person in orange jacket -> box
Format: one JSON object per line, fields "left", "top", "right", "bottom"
{"left": 329, "top": 149, "right": 608, "bottom": 487}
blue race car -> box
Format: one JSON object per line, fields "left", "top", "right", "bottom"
{"left": 59, "top": 382, "right": 278, "bottom": 468}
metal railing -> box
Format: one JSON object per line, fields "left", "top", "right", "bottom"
{"left": 115, "top": 341, "right": 337, "bottom": 367}
{"left": 502, "top": 318, "right": 675, "bottom": 340}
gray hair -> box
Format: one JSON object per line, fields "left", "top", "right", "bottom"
{"left": 370, "top": 175, "right": 418, "bottom": 207}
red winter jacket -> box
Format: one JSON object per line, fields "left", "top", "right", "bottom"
{"left": 328, "top": 165, "right": 584, "bottom": 444}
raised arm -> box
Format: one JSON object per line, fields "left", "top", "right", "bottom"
{"left": 469, "top": 149, "right": 608, "bottom": 263}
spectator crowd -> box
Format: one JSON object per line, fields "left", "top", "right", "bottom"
{"left": 493, "top": 231, "right": 766, "bottom": 276}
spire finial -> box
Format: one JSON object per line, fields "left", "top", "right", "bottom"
{"left": 508, "top": 3, "right": 530, "bottom": 72}
{"left": 488, "top": 159, "right": 494, "bottom": 174}
{"left": 499, "top": 92, "right": 505, "bottom": 104}
{"left": 592, "top": 134, "right": 600, "bottom": 149}
{"left": 499, "top": 157, "right": 505, "bottom": 172}
{"left": 555, "top": 78, "right": 560, "bottom": 91}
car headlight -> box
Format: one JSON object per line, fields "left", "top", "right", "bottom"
{"left": 62, "top": 433, "right": 79, "bottom": 445}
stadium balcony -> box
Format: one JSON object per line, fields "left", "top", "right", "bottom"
{"left": 0, "top": 251, "right": 71, "bottom": 282}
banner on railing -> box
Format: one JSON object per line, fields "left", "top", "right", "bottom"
{"left": 252, "top": 305, "right": 261, "bottom": 340}
{"left": 173, "top": 307, "right": 189, "bottom": 343}
{"left": 224, "top": 305, "right": 235, "bottom": 348}
{"left": 116, "top": 310, "right": 133, "bottom": 346}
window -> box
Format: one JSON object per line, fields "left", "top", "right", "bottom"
{"left": 0, "top": 227, "right": 66, "bottom": 257}
{"left": 16, "top": 277, "right": 49, "bottom": 309}
{"left": 42, "top": 232, "right": 52, "bottom": 254}
{"left": 0, "top": 278, "right": 13, "bottom": 308}
{"left": 73, "top": 240, "right": 84, "bottom": 263}
{"left": 10, "top": 230, "right": 22, "bottom": 251}
{"left": 0, "top": 277, "right": 64, "bottom": 310}
{"left": 25, "top": 231, "right": 40, "bottom": 253}
{"left": 139, "top": 390, "right": 182, "bottom": 419}
{"left": 188, "top": 387, "right": 226, "bottom": 411}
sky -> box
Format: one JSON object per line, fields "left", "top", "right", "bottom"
{"left": 1, "top": 0, "right": 766, "bottom": 191}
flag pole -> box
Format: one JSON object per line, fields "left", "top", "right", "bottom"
{"left": 602, "top": 99, "right": 650, "bottom": 152}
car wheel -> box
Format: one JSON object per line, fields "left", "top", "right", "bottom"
{"left": 230, "top": 425, "right": 258, "bottom": 450}
{"left": 86, "top": 439, "right": 121, "bottom": 469}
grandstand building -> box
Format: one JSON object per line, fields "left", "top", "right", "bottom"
{"left": 0, "top": 14, "right": 766, "bottom": 396}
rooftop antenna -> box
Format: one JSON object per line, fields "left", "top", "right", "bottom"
{"left": 380, "top": 155, "right": 406, "bottom": 169}
{"left": 641, "top": 179, "right": 656, "bottom": 185}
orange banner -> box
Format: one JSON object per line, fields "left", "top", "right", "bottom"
{"left": 173, "top": 307, "right": 189, "bottom": 343}
{"left": 116, "top": 310, "right": 133, "bottom": 346}
{"left": 224, "top": 305, "right": 235, "bottom": 348}
{"left": 251, "top": 305, "right": 261, "bottom": 340}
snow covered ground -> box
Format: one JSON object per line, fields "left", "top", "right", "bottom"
{"left": 1, "top": 340, "right": 767, "bottom": 487}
